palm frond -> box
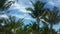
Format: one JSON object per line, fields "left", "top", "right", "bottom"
{"left": 26, "top": 7, "right": 34, "bottom": 12}
{"left": 44, "top": 7, "right": 60, "bottom": 25}
{"left": 43, "top": 17, "right": 49, "bottom": 22}
{"left": 28, "top": 13, "right": 36, "bottom": 18}
{"left": 0, "top": 0, "right": 14, "bottom": 11}
{"left": 3, "top": 1, "right": 15, "bottom": 10}
{"left": 30, "top": 0, "right": 35, "bottom": 6}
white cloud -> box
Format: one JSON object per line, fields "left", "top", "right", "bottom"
{"left": 8, "top": 0, "right": 15, "bottom": 1}
{"left": 10, "top": 2, "right": 31, "bottom": 13}
{"left": 24, "top": 17, "right": 34, "bottom": 20}
{"left": 10, "top": 13, "right": 35, "bottom": 20}
{"left": 10, "top": 14, "right": 25, "bottom": 18}
{"left": 0, "top": 14, "right": 8, "bottom": 18}
{"left": 48, "top": 1, "right": 55, "bottom": 6}
{"left": 54, "top": 0, "right": 60, "bottom": 6}
{"left": 47, "top": 0, "right": 60, "bottom": 7}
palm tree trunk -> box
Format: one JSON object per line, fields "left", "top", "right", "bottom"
{"left": 37, "top": 17, "right": 40, "bottom": 34}
{"left": 50, "top": 24, "right": 53, "bottom": 34}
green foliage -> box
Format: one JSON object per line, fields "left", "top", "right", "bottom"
{"left": 0, "top": 0, "right": 59, "bottom": 34}
{"left": 26, "top": 0, "right": 46, "bottom": 18}
{"left": 0, "top": 16, "right": 23, "bottom": 34}
{"left": 43, "top": 7, "right": 60, "bottom": 25}
{"left": 42, "top": 7, "right": 60, "bottom": 34}
{"left": 0, "top": 0, "right": 14, "bottom": 11}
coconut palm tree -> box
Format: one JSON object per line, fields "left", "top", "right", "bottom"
{"left": 28, "top": 22, "right": 38, "bottom": 34}
{"left": 7, "top": 16, "right": 23, "bottom": 34}
{"left": 0, "top": 0, "right": 15, "bottom": 14}
{"left": 23, "top": 22, "right": 38, "bottom": 34}
{"left": 43, "top": 7, "right": 60, "bottom": 34}
{"left": 0, "top": 16, "right": 23, "bottom": 34}
{"left": 15, "top": 23, "right": 32, "bottom": 34}
{"left": 26, "top": 0, "right": 46, "bottom": 34}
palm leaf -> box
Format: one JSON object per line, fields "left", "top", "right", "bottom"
{"left": 30, "top": 0, "right": 35, "bottom": 6}
{"left": 28, "top": 13, "right": 36, "bottom": 18}
{"left": 0, "top": 0, "right": 14, "bottom": 11}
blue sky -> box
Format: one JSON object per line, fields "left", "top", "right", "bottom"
{"left": 0, "top": 0, "right": 60, "bottom": 31}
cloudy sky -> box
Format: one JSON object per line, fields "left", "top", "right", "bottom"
{"left": 1, "top": 0, "right": 60, "bottom": 31}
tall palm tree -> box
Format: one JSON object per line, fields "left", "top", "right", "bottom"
{"left": 26, "top": 0, "right": 46, "bottom": 34}
{"left": 43, "top": 7, "right": 60, "bottom": 34}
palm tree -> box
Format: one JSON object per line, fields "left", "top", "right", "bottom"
{"left": 26, "top": 0, "right": 46, "bottom": 34}
{"left": 0, "top": 16, "right": 23, "bottom": 34}
{"left": 16, "top": 21, "right": 39, "bottom": 34}
{"left": 28, "top": 22, "right": 38, "bottom": 34}
{"left": 0, "top": 0, "right": 14, "bottom": 14}
{"left": 15, "top": 23, "right": 31, "bottom": 34}
{"left": 7, "top": 16, "right": 23, "bottom": 34}
{"left": 43, "top": 7, "right": 60, "bottom": 34}
{"left": 23, "top": 22, "right": 38, "bottom": 34}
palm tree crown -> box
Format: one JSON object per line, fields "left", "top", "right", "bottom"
{"left": 26, "top": 0, "right": 46, "bottom": 18}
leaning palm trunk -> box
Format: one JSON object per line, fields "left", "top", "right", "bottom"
{"left": 37, "top": 17, "right": 40, "bottom": 34}
{"left": 50, "top": 24, "right": 53, "bottom": 34}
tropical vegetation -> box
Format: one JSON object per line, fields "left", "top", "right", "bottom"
{"left": 0, "top": 0, "right": 60, "bottom": 34}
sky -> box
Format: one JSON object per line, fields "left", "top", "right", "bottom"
{"left": 0, "top": 0, "right": 60, "bottom": 31}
